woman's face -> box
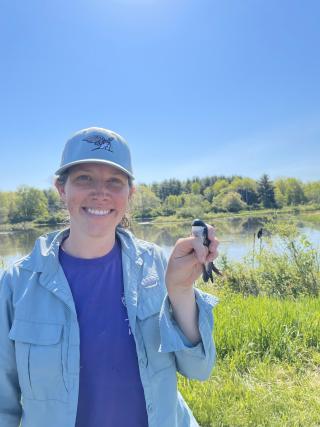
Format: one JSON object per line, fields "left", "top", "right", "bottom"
{"left": 56, "top": 163, "right": 134, "bottom": 239}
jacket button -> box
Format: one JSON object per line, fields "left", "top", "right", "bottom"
{"left": 147, "top": 403, "right": 152, "bottom": 413}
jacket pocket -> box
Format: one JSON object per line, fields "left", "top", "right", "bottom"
{"left": 8, "top": 319, "right": 69, "bottom": 402}
{"left": 137, "top": 286, "right": 175, "bottom": 375}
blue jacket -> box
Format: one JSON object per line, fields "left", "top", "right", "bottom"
{"left": 0, "top": 227, "right": 218, "bottom": 427}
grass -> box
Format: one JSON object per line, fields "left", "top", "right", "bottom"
{"left": 298, "top": 212, "right": 320, "bottom": 225}
{"left": 180, "top": 360, "right": 320, "bottom": 427}
{"left": 179, "top": 291, "right": 320, "bottom": 426}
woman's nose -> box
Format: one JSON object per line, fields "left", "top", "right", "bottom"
{"left": 91, "top": 179, "right": 110, "bottom": 196}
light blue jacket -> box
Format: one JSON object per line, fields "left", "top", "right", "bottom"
{"left": 0, "top": 227, "right": 218, "bottom": 427}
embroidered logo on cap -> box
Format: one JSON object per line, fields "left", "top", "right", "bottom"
{"left": 83, "top": 135, "right": 114, "bottom": 152}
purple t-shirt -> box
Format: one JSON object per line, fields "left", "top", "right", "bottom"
{"left": 59, "top": 238, "right": 148, "bottom": 427}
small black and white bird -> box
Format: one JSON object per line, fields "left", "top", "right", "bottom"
{"left": 191, "top": 219, "right": 222, "bottom": 283}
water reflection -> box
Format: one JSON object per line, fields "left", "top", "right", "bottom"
{"left": 0, "top": 228, "right": 53, "bottom": 268}
{"left": 1, "top": 218, "right": 319, "bottom": 272}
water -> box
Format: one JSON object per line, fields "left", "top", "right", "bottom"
{"left": 1, "top": 218, "right": 319, "bottom": 273}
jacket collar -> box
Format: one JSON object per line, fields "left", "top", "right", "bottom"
{"left": 19, "top": 226, "right": 147, "bottom": 273}
{"left": 18, "top": 228, "right": 68, "bottom": 274}
{"left": 18, "top": 227, "right": 147, "bottom": 317}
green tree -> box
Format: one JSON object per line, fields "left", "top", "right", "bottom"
{"left": 130, "top": 185, "right": 161, "bottom": 218}
{"left": 191, "top": 181, "right": 201, "bottom": 194}
{"left": 0, "top": 192, "right": 12, "bottom": 224}
{"left": 304, "top": 181, "right": 320, "bottom": 204}
{"left": 152, "top": 178, "right": 183, "bottom": 201}
{"left": 43, "top": 188, "right": 61, "bottom": 213}
{"left": 220, "top": 191, "right": 248, "bottom": 212}
{"left": 212, "top": 179, "right": 229, "bottom": 196}
{"left": 176, "top": 193, "right": 210, "bottom": 218}
{"left": 274, "top": 179, "right": 287, "bottom": 208}
{"left": 257, "top": 174, "right": 276, "bottom": 208}
{"left": 9, "top": 186, "right": 48, "bottom": 222}
{"left": 229, "top": 177, "right": 258, "bottom": 205}
{"left": 162, "top": 194, "right": 184, "bottom": 216}
{"left": 203, "top": 185, "right": 215, "bottom": 202}
{"left": 275, "top": 178, "right": 306, "bottom": 206}
{"left": 285, "top": 178, "right": 306, "bottom": 205}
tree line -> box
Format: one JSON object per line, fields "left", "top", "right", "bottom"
{"left": 1, "top": 174, "right": 318, "bottom": 225}
{"left": 0, "top": 187, "right": 63, "bottom": 225}
{"left": 131, "top": 174, "right": 320, "bottom": 218}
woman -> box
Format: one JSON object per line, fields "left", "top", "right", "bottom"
{"left": 0, "top": 127, "right": 219, "bottom": 427}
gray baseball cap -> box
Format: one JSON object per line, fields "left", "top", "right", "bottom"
{"left": 55, "top": 127, "right": 134, "bottom": 179}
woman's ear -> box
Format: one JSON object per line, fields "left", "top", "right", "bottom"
{"left": 129, "top": 185, "right": 136, "bottom": 201}
{"left": 55, "top": 180, "right": 66, "bottom": 202}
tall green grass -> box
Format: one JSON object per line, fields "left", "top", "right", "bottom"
{"left": 179, "top": 222, "right": 320, "bottom": 426}
{"left": 179, "top": 293, "right": 320, "bottom": 426}
{"left": 214, "top": 293, "right": 320, "bottom": 368}
{"left": 180, "top": 360, "right": 320, "bottom": 427}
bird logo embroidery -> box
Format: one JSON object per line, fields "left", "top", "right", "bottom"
{"left": 83, "top": 135, "right": 114, "bottom": 152}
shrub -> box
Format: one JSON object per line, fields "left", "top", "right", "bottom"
{"left": 216, "top": 220, "right": 320, "bottom": 298}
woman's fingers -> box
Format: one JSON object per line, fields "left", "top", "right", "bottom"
{"left": 206, "top": 224, "right": 216, "bottom": 240}
{"left": 172, "top": 223, "right": 219, "bottom": 266}
{"left": 172, "top": 236, "right": 208, "bottom": 265}
{"left": 204, "top": 225, "right": 220, "bottom": 268}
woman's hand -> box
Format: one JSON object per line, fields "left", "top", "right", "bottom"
{"left": 165, "top": 224, "right": 219, "bottom": 293}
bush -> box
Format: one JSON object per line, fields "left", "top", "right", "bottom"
{"left": 34, "top": 213, "right": 68, "bottom": 225}
{"left": 216, "top": 220, "right": 320, "bottom": 298}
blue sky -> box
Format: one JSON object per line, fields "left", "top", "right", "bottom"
{"left": 0, "top": 0, "right": 319, "bottom": 191}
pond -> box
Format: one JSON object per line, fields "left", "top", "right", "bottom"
{"left": 1, "top": 216, "right": 320, "bottom": 274}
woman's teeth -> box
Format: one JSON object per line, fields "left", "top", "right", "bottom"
{"left": 86, "top": 208, "right": 112, "bottom": 216}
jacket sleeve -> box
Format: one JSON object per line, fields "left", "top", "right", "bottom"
{"left": 0, "top": 270, "right": 22, "bottom": 427}
{"left": 157, "top": 249, "right": 218, "bottom": 381}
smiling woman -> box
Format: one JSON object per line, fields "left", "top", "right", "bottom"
{"left": 55, "top": 163, "right": 134, "bottom": 257}
{"left": 0, "top": 126, "right": 219, "bottom": 427}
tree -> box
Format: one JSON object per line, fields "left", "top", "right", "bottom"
{"left": 212, "top": 179, "right": 229, "bottom": 196}
{"left": 304, "top": 181, "right": 320, "bottom": 204}
{"left": 43, "top": 188, "right": 61, "bottom": 213}
{"left": 213, "top": 191, "right": 247, "bottom": 213}
{"left": 257, "top": 174, "right": 276, "bottom": 208}
{"left": 275, "top": 178, "right": 306, "bottom": 206}
{"left": 9, "top": 186, "right": 48, "bottom": 222}
{"left": 274, "top": 179, "right": 287, "bottom": 208}
{"left": 229, "top": 177, "right": 258, "bottom": 206}
{"left": 176, "top": 194, "right": 209, "bottom": 218}
{"left": 285, "top": 178, "right": 306, "bottom": 205}
{"left": 203, "top": 185, "right": 215, "bottom": 203}
{"left": 156, "top": 179, "right": 183, "bottom": 199}
{"left": 162, "top": 194, "right": 184, "bottom": 216}
{"left": 0, "top": 192, "right": 12, "bottom": 224}
{"left": 130, "top": 185, "right": 161, "bottom": 218}
{"left": 191, "top": 182, "right": 201, "bottom": 194}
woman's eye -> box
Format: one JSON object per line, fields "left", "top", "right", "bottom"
{"left": 76, "top": 175, "right": 92, "bottom": 182}
{"left": 107, "top": 179, "right": 125, "bottom": 189}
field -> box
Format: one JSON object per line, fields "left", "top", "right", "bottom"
{"left": 179, "top": 292, "right": 320, "bottom": 427}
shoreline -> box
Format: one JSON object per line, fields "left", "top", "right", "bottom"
{"left": 0, "top": 206, "right": 319, "bottom": 232}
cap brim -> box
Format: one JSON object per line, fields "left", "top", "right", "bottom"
{"left": 55, "top": 159, "right": 135, "bottom": 180}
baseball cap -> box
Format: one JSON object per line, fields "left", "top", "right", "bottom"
{"left": 55, "top": 127, "right": 134, "bottom": 179}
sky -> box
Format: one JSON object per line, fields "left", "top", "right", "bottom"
{"left": 0, "top": 0, "right": 319, "bottom": 191}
